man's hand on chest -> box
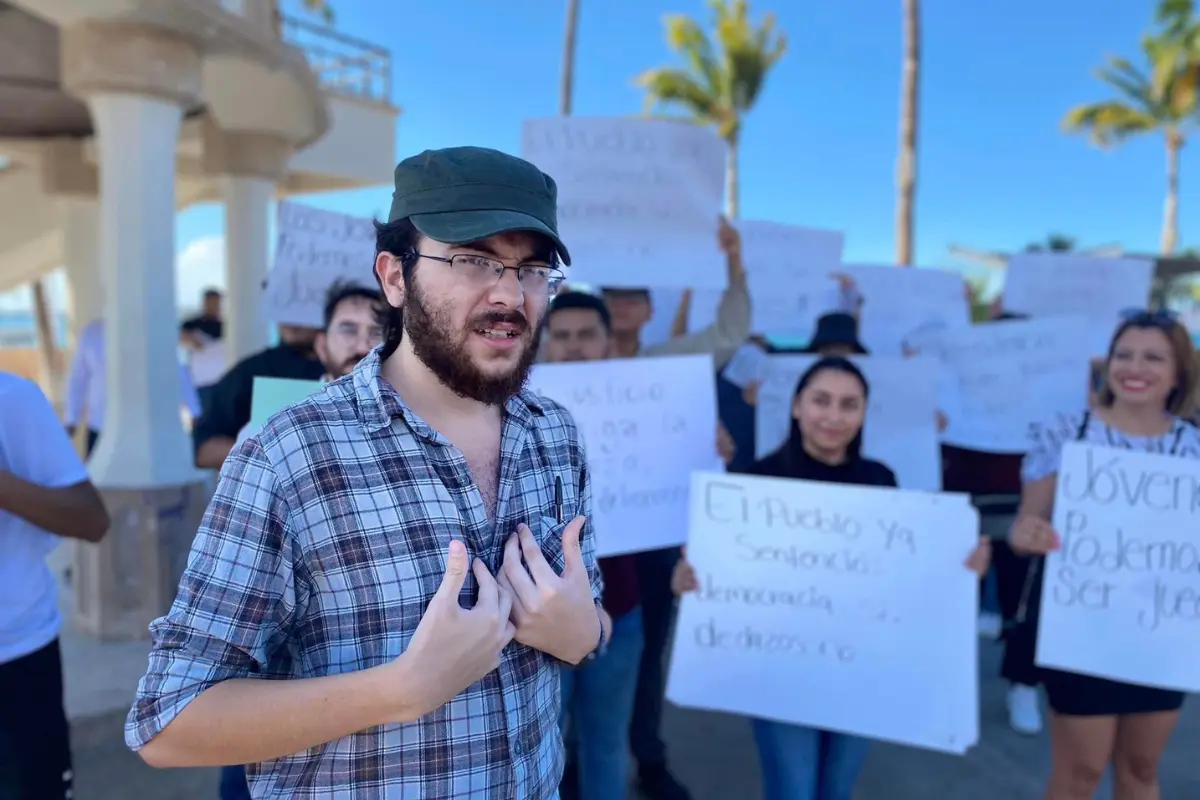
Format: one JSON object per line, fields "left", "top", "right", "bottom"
{"left": 498, "top": 516, "right": 601, "bottom": 665}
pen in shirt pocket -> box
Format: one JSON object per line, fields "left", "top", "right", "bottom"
{"left": 553, "top": 475, "right": 564, "bottom": 524}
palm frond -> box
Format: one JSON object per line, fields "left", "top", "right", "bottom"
{"left": 634, "top": 68, "right": 721, "bottom": 123}
{"left": 636, "top": 0, "right": 786, "bottom": 143}
{"left": 664, "top": 15, "right": 723, "bottom": 99}
{"left": 1095, "top": 56, "right": 1154, "bottom": 106}
{"left": 1062, "top": 101, "right": 1159, "bottom": 147}
{"left": 301, "top": 0, "right": 334, "bottom": 24}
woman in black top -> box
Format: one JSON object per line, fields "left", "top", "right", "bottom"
{"left": 672, "top": 357, "right": 991, "bottom": 800}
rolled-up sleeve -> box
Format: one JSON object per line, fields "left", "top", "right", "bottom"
{"left": 643, "top": 277, "right": 751, "bottom": 370}
{"left": 125, "top": 437, "right": 302, "bottom": 750}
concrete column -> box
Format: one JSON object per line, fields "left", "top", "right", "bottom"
{"left": 41, "top": 139, "right": 104, "bottom": 339}
{"left": 86, "top": 92, "right": 193, "bottom": 487}
{"left": 223, "top": 175, "right": 274, "bottom": 359}
{"left": 204, "top": 126, "right": 291, "bottom": 362}
{"left": 61, "top": 21, "right": 211, "bottom": 640}
{"left": 59, "top": 197, "right": 104, "bottom": 332}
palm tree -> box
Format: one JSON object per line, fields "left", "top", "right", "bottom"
{"left": 273, "top": 0, "right": 334, "bottom": 30}
{"left": 1024, "top": 234, "right": 1077, "bottom": 253}
{"left": 1062, "top": 4, "right": 1199, "bottom": 255}
{"left": 636, "top": 0, "right": 786, "bottom": 218}
{"left": 560, "top": 0, "right": 580, "bottom": 115}
{"left": 301, "top": 0, "right": 334, "bottom": 23}
{"left": 895, "top": 0, "right": 920, "bottom": 266}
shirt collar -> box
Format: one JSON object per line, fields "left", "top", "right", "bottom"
{"left": 351, "top": 346, "right": 547, "bottom": 435}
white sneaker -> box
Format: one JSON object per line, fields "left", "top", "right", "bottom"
{"left": 1007, "top": 684, "right": 1043, "bottom": 735}
{"left": 977, "top": 611, "right": 1003, "bottom": 640}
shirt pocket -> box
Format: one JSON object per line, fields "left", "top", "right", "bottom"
{"left": 537, "top": 515, "right": 569, "bottom": 574}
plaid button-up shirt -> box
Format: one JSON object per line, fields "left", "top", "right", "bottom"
{"left": 127, "top": 348, "right": 603, "bottom": 799}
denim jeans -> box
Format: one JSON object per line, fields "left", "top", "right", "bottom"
{"left": 219, "top": 765, "right": 252, "bottom": 800}
{"left": 629, "top": 547, "right": 680, "bottom": 766}
{"left": 561, "top": 606, "right": 644, "bottom": 800}
{"left": 751, "top": 718, "right": 870, "bottom": 800}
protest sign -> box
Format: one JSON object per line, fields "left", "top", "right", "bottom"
{"left": 721, "top": 342, "right": 769, "bottom": 389}
{"left": 1004, "top": 253, "right": 1153, "bottom": 326}
{"left": 249, "top": 376, "right": 324, "bottom": 435}
{"left": 667, "top": 471, "right": 980, "bottom": 754}
{"left": 527, "top": 354, "right": 717, "bottom": 556}
{"left": 263, "top": 202, "right": 377, "bottom": 327}
{"left": 688, "top": 220, "right": 844, "bottom": 339}
{"left": 520, "top": 117, "right": 727, "bottom": 289}
{"left": 1035, "top": 443, "right": 1200, "bottom": 693}
{"left": 932, "top": 316, "right": 1107, "bottom": 453}
{"left": 842, "top": 265, "right": 970, "bottom": 356}
{"left": 755, "top": 355, "right": 942, "bottom": 491}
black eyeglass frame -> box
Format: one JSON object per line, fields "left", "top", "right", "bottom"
{"left": 416, "top": 252, "right": 565, "bottom": 294}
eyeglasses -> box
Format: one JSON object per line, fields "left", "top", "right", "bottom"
{"left": 329, "top": 321, "right": 383, "bottom": 347}
{"left": 417, "top": 253, "right": 565, "bottom": 295}
{"left": 1119, "top": 308, "right": 1179, "bottom": 328}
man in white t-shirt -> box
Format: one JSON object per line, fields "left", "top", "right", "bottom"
{"left": 0, "top": 372, "right": 110, "bottom": 799}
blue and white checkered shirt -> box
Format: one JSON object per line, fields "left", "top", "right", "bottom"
{"left": 126, "top": 347, "right": 603, "bottom": 799}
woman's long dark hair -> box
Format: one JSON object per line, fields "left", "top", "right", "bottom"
{"left": 779, "top": 356, "right": 871, "bottom": 472}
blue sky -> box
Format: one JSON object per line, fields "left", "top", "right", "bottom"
{"left": 8, "top": 0, "right": 1192, "bottom": 314}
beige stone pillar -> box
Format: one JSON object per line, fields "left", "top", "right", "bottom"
{"left": 42, "top": 138, "right": 103, "bottom": 339}
{"left": 61, "top": 21, "right": 212, "bottom": 641}
{"left": 203, "top": 123, "right": 292, "bottom": 361}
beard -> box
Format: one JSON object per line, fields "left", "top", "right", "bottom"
{"left": 400, "top": 279, "right": 542, "bottom": 405}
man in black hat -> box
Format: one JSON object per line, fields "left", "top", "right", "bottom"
{"left": 128, "top": 147, "right": 607, "bottom": 799}
{"left": 800, "top": 311, "right": 870, "bottom": 356}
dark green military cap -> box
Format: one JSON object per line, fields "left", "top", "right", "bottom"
{"left": 388, "top": 146, "right": 570, "bottom": 265}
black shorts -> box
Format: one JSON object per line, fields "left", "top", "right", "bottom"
{"left": 1042, "top": 667, "right": 1186, "bottom": 717}
{"left": 0, "top": 639, "right": 73, "bottom": 800}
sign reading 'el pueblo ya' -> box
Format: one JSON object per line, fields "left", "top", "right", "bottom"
{"left": 527, "top": 353, "right": 719, "bottom": 557}
{"left": 1036, "top": 443, "right": 1200, "bottom": 694}
{"left": 521, "top": 117, "right": 729, "bottom": 291}
{"left": 263, "top": 202, "right": 376, "bottom": 328}
{"left": 667, "top": 472, "right": 980, "bottom": 754}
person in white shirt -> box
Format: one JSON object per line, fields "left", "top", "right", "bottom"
{"left": 0, "top": 372, "right": 110, "bottom": 799}
{"left": 64, "top": 319, "right": 203, "bottom": 455}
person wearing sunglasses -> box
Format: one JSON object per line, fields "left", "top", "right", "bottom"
{"left": 1010, "top": 308, "right": 1200, "bottom": 800}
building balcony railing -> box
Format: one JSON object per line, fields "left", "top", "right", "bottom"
{"left": 279, "top": 14, "right": 392, "bottom": 105}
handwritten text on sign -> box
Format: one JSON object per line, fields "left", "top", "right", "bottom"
{"left": 930, "top": 316, "right": 1107, "bottom": 453}
{"left": 755, "top": 355, "right": 942, "bottom": 491}
{"left": 1004, "top": 253, "right": 1153, "bottom": 326}
{"left": 527, "top": 354, "right": 718, "bottom": 557}
{"left": 1035, "top": 444, "right": 1200, "bottom": 693}
{"left": 520, "top": 117, "right": 727, "bottom": 290}
{"left": 666, "top": 472, "right": 980, "bottom": 754}
{"left": 263, "top": 202, "right": 377, "bottom": 327}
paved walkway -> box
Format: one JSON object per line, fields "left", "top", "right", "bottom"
{"left": 73, "top": 643, "right": 1198, "bottom": 799}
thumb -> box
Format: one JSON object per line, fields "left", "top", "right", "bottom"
{"left": 437, "top": 539, "right": 469, "bottom": 598}
{"left": 562, "top": 516, "right": 586, "bottom": 571}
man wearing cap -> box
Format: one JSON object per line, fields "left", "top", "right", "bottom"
{"left": 126, "top": 147, "right": 607, "bottom": 799}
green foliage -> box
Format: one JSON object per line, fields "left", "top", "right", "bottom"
{"left": 1024, "top": 234, "right": 1077, "bottom": 252}
{"left": 635, "top": 0, "right": 786, "bottom": 142}
{"left": 301, "top": 0, "right": 334, "bottom": 24}
{"left": 1062, "top": 1, "right": 1198, "bottom": 147}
